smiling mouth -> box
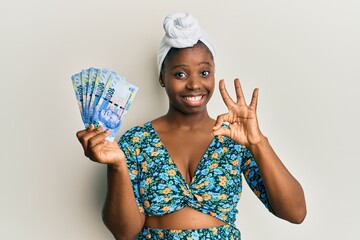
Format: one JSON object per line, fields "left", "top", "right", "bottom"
{"left": 183, "top": 95, "right": 203, "bottom": 101}
{"left": 181, "top": 94, "right": 206, "bottom": 106}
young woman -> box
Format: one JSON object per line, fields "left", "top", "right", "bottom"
{"left": 76, "top": 12, "right": 306, "bottom": 240}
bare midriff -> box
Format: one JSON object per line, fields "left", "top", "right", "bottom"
{"left": 144, "top": 207, "right": 226, "bottom": 230}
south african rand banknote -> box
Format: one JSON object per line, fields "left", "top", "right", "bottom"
{"left": 71, "top": 67, "right": 138, "bottom": 141}
{"left": 92, "top": 74, "right": 138, "bottom": 141}
{"left": 85, "top": 67, "right": 98, "bottom": 124}
{"left": 81, "top": 69, "right": 90, "bottom": 123}
{"left": 71, "top": 73, "right": 85, "bottom": 123}
{"left": 87, "top": 68, "right": 112, "bottom": 126}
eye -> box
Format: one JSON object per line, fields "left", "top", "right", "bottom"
{"left": 201, "top": 70, "right": 210, "bottom": 77}
{"left": 174, "top": 72, "right": 187, "bottom": 79}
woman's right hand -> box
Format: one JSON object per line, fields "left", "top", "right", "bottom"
{"left": 76, "top": 124, "right": 125, "bottom": 169}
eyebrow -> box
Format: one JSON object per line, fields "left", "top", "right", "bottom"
{"left": 171, "top": 62, "right": 213, "bottom": 70}
{"left": 171, "top": 64, "right": 187, "bottom": 70}
{"left": 199, "top": 61, "right": 213, "bottom": 67}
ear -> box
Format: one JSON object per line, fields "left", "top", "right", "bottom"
{"left": 159, "top": 73, "right": 165, "bottom": 87}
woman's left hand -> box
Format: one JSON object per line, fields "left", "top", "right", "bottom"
{"left": 212, "top": 78, "right": 265, "bottom": 147}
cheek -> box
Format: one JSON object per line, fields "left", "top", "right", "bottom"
{"left": 165, "top": 80, "right": 184, "bottom": 93}
{"left": 206, "top": 79, "right": 215, "bottom": 91}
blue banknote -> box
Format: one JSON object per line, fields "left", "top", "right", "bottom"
{"left": 71, "top": 67, "right": 138, "bottom": 141}
{"left": 71, "top": 73, "right": 85, "bottom": 123}
{"left": 88, "top": 68, "right": 112, "bottom": 126}
{"left": 92, "top": 74, "right": 138, "bottom": 141}
{"left": 81, "top": 69, "right": 90, "bottom": 123}
{"left": 85, "top": 67, "right": 98, "bottom": 124}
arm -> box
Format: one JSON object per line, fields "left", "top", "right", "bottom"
{"left": 247, "top": 136, "right": 306, "bottom": 223}
{"left": 103, "top": 162, "right": 145, "bottom": 239}
{"left": 212, "top": 78, "right": 306, "bottom": 224}
{"left": 76, "top": 125, "right": 145, "bottom": 239}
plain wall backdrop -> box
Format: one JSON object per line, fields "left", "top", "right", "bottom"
{"left": 1, "top": 0, "right": 359, "bottom": 239}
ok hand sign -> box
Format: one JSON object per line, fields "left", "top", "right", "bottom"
{"left": 212, "top": 78, "right": 264, "bottom": 147}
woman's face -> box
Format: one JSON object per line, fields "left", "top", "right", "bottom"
{"left": 161, "top": 43, "right": 215, "bottom": 115}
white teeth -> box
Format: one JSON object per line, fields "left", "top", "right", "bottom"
{"left": 184, "top": 96, "right": 202, "bottom": 101}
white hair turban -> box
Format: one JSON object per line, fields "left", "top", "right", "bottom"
{"left": 157, "top": 12, "right": 216, "bottom": 75}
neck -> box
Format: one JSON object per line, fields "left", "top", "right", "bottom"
{"left": 164, "top": 108, "right": 212, "bottom": 130}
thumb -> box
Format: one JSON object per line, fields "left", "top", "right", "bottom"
{"left": 213, "top": 114, "right": 226, "bottom": 131}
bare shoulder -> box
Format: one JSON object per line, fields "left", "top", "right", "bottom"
{"left": 150, "top": 116, "right": 169, "bottom": 133}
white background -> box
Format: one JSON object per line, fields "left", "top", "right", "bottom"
{"left": 1, "top": 0, "right": 359, "bottom": 239}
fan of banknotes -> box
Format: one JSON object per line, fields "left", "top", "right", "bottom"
{"left": 71, "top": 67, "right": 138, "bottom": 141}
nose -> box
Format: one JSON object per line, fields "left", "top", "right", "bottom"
{"left": 186, "top": 74, "right": 201, "bottom": 90}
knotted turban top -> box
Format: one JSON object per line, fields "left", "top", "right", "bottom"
{"left": 157, "top": 12, "right": 216, "bottom": 75}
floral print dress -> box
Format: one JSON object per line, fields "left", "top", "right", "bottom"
{"left": 118, "top": 122, "right": 272, "bottom": 239}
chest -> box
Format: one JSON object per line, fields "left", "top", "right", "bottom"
{"left": 136, "top": 131, "right": 243, "bottom": 214}
{"left": 157, "top": 131, "right": 213, "bottom": 184}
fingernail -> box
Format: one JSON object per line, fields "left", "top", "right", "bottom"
{"left": 93, "top": 121, "right": 100, "bottom": 129}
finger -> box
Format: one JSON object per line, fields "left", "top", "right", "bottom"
{"left": 234, "top": 78, "right": 246, "bottom": 106}
{"left": 76, "top": 124, "right": 95, "bottom": 141}
{"left": 249, "top": 88, "right": 259, "bottom": 111}
{"left": 79, "top": 125, "right": 104, "bottom": 146}
{"left": 76, "top": 129, "right": 87, "bottom": 141}
{"left": 87, "top": 128, "right": 112, "bottom": 149}
{"left": 212, "top": 114, "right": 226, "bottom": 131}
{"left": 219, "top": 79, "right": 236, "bottom": 108}
{"left": 79, "top": 125, "right": 106, "bottom": 156}
{"left": 212, "top": 126, "right": 231, "bottom": 138}
{"left": 87, "top": 124, "right": 94, "bottom": 131}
